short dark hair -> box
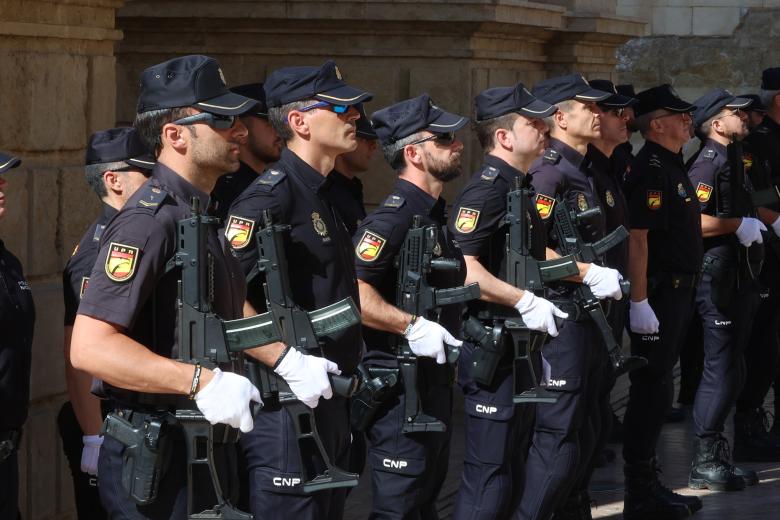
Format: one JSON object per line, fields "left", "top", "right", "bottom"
{"left": 133, "top": 107, "right": 190, "bottom": 156}
{"left": 381, "top": 132, "right": 425, "bottom": 172}
{"left": 84, "top": 161, "right": 129, "bottom": 198}
{"left": 267, "top": 99, "right": 314, "bottom": 142}
{"left": 473, "top": 112, "right": 519, "bottom": 151}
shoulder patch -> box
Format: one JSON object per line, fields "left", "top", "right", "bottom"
{"left": 104, "top": 242, "right": 139, "bottom": 282}
{"left": 71, "top": 243, "right": 79, "bottom": 257}
{"left": 79, "top": 277, "right": 90, "bottom": 299}
{"left": 696, "top": 182, "right": 713, "bottom": 203}
{"left": 454, "top": 207, "right": 480, "bottom": 233}
{"left": 225, "top": 215, "right": 256, "bottom": 250}
{"left": 647, "top": 190, "right": 662, "bottom": 210}
{"left": 701, "top": 148, "right": 716, "bottom": 160}
{"left": 93, "top": 223, "right": 106, "bottom": 243}
{"left": 383, "top": 194, "right": 406, "bottom": 208}
{"left": 542, "top": 149, "right": 561, "bottom": 164}
{"left": 535, "top": 194, "right": 556, "bottom": 219}
{"left": 257, "top": 169, "right": 287, "bottom": 187}
{"left": 355, "top": 230, "right": 386, "bottom": 262}
{"left": 135, "top": 185, "right": 169, "bottom": 213}
{"left": 743, "top": 152, "right": 753, "bottom": 169}
{"left": 479, "top": 166, "right": 499, "bottom": 182}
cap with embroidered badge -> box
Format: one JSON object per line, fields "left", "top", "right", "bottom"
{"left": 532, "top": 74, "right": 610, "bottom": 105}
{"left": 761, "top": 67, "right": 780, "bottom": 90}
{"left": 739, "top": 94, "right": 767, "bottom": 113}
{"left": 0, "top": 153, "right": 21, "bottom": 174}
{"left": 633, "top": 84, "right": 696, "bottom": 118}
{"left": 86, "top": 127, "right": 156, "bottom": 170}
{"left": 230, "top": 82, "right": 269, "bottom": 117}
{"left": 136, "top": 54, "right": 257, "bottom": 116}
{"left": 589, "top": 79, "right": 637, "bottom": 108}
{"left": 474, "top": 83, "right": 557, "bottom": 121}
{"left": 370, "top": 94, "right": 468, "bottom": 145}
{"left": 263, "top": 60, "right": 372, "bottom": 108}
{"left": 691, "top": 89, "right": 752, "bottom": 129}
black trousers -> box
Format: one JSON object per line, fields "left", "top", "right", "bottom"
{"left": 0, "top": 450, "right": 19, "bottom": 520}
{"left": 737, "top": 285, "right": 780, "bottom": 411}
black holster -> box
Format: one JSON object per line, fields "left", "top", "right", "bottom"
{"left": 350, "top": 363, "right": 399, "bottom": 432}
{"left": 701, "top": 254, "right": 736, "bottom": 312}
{"left": 461, "top": 315, "right": 506, "bottom": 386}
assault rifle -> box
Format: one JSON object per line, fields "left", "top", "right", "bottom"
{"left": 247, "top": 210, "right": 361, "bottom": 493}
{"left": 551, "top": 198, "right": 647, "bottom": 377}
{"left": 463, "top": 175, "right": 579, "bottom": 404}
{"left": 395, "top": 215, "right": 480, "bottom": 433}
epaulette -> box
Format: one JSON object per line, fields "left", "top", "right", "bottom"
{"left": 756, "top": 126, "right": 771, "bottom": 134}
{"left": 135, "top": 184, "right": 169, "bottom": 214}
{"left": 479, "top": 165, "right": 500, "bottom": 182}
{"left": 648, "top": 154, "right": 662, "bottom": 168}
{"left": 542, "top": 148, "right": 561, "bottom": 164}
{"left": 701, "top": 148, "right": 716, "bottom": 160}
{"left": 257, "top": 168, "right": 287, "bottom": 188}
{"left": 383, "top": 194, "right": 406, "bottom": 208}
{"left": 92, "top": 224, "right": 106, "bottom": 243}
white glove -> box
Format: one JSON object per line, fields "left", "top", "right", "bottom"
{"left": 405, "top": 316, "right": 462, "bottom": 364}
{"left": 629, "top": 299, "right": 660, "bottom": 334}
{"left": 582, "top": 264, "right": 623, "bottom": 300}
{"left": 514, "top": 291, "right": 568, "bottom": 336}
{"left": 274, "top": 348, "right": 340, "bottom": 409}
{"left": 195, "top": 368, "right": 262, "bottom": 433}
{"left": 771, "top": 216, "right": 780, "bottom": 236}
{"left": 80, "top": 435, "right": 102, "bottom": 476}
{"left": 735, "top": 217, "right": 767, "bottom": 247}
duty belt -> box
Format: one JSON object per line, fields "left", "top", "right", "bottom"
{"left": 650, "top": 272, "right": 700, "bottom": 290}
{"left": 0, "top": 429, "right": 22, "bottom": 461}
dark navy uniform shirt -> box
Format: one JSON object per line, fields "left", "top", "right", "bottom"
{"left": 0, "top": 240, "right": 35, "bottom": 430}
{"left": 212, "top": 161, "right": 260, "bottom": 222}
{"left": 328, "top": 170, "right": 366, "bottom": 238}
{"left": 625, "top": 140, "right": 703, "bottom": 276}
{"left": 354, "top": 179, "right": 466, "bottom": 355}
{"left": 449, "top": 154, "right": 546, "bottom": 313}
{"left": 225, "top": 148, "right": 362, "bottom": 373}
{"left": 588, "top": 145, "right": 630, "bottom": 275}
{"left": 78, "top": 163, "right": 246, "bottom": 372}
{"left": 63, "top": 203, "right": 117, "bottom": 326}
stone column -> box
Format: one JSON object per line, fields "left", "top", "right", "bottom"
{"left": 0, "top": 1, "right": 123, "bottom": 517}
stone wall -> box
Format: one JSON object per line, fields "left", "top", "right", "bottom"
{"left": 0, "top": 1, "right": 123, "bottom": 517}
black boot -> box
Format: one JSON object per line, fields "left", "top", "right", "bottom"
{"left": 650, "top": 458, "right": 703, "bottom": 513}
{"left": 689, "top": 435, "right": 745, "bottom": 491}
{"left": 623, "top": 460, "right": 697, "bottom": 520}
{"left": 733, "top": 408, "right": 780, "bottom": 462}
{"left": 554, "top": 491, "right": 593, "bottom": 520}
{"left": 733, "top": 465, "right": 759, "bottom": 486}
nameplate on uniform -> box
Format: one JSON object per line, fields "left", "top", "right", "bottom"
{"left": 257, "top": 169, "right": 286, "bottom": 187}
{"left": 479, "top": 166, "right": 499, "bottom": 182}
{"left": 383, "top": 194, "right": 405, "bottom": 208}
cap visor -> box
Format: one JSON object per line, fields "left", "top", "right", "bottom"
{"left": 600, "top": 93, "right": 637, "bottom": 108}
{"left": 127, "top": 155, "right": 156, "bottom": 169}
{"left": 574, "top": 87, "right": 611, "bottom": 102}
{"left": 726, "top": 96, "right": 753, "bottom": 109}
{"left": 0, "top": 154, "right": 21, "bottom": 173}
{"left": 194, "top": 91, "right": 259, "bottom": 115}
{"left": 426, "top": 110, "right": 469, "bottom": 132}
{"left": 518, "top": 98, "right": 558, "bottom": 118}
{"left": 663, "top": 99, "right": 696, "bottom": 112}
{"left": 315, "top": 85, "right": 373, "bottom": 106}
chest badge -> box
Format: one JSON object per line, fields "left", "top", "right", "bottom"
{"left": 311, "top": 212, "right": 329, "bottom": 238}
{"left": 577, "top": 192, "right": 588, "bottom": 211}
{"left": 225, "top": 216, "right": 255, "bottom": 250}
{"left": 647, "top": 190, "right": 662, "bottom": 210}
{"left": 79, "top": 277, "right": 90, "bottom": 299}
{"left": 105, "top": 242, "right": 139, "bottom": 282}
{"left": 433, "top": 242, "right": 442, "bottom": 256}
{"left": 455, "top": 207, "right": 480, "bottom": 234}
{"left": 696, "top": 182, "right": 713, "bottom": 203}
{"left": 677, "top": 182, "right": 687, "bottom": 198}
{"left": 535, "top": 194, "right": 556, "bottom": 219}
{"left": 743, "top": 152, "right": 753, "bottom": 171}
{"left": 356, "top": 230, "right": 386, "bottom": 262}
{"left": 605, "top": 190, "right": 615, "bottom": 208}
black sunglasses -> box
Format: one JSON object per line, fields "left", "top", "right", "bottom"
{"left": 172, "top": 112, "right": 238, "bottom": 130}
{"left": 409, "top": 132, "right": 457, "bottom": 146}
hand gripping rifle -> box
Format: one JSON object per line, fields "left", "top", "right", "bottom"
{"left": 246, "top": 210, "right": 360, "bottom": 493}
{"left": 394, "top": 215, "right": 480, "bottom": 433}
{"left": 551, "top": 198, "right": 647, "bottom": 377}
{"left": 462, "top": 175, "right": 579, "bottom": 404}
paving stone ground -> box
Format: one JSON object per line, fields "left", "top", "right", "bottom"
{"left": 344, "top": 368, "right": 780, "bottom": 519}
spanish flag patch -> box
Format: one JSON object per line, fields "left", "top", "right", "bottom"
{"left": 535, "top": 194, "right": 555, "bottom": 219}
{"left": 695, "top": 183, "right": 713, "bottom": 203}
{"left": 647, "top": 190, "right": 662, "bottom": 210}
{"left": 104, "top": 242, "right": 139, "bottom": 282}
{"left": 454, "top": 207, "right": 480, "bottom": 234}
{"left": 356, "top": 230, "right": 386, "bottom": 262}
{"left": 225, "top": 215, "right": 255, "bottom": 250}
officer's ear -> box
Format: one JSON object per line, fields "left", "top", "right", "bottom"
{"left": 404, "top": 142, "right": 425, "bottom": 169}
{"left": 102, "top": 170, "right": 120, "bottom": 193}
{"left": 495, "top": 127, "right": 513, "bottom": 151}
{"left": 286, "top": 110, "right": 312, "bottom": 139}
{"left": 161, "top": 123, "right": 189, "bottom": 153}
{"left": 553, "top": 108, "right": 567, "bottom": 131}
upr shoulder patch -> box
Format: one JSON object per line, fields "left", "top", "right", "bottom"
{"left": 479, "top": 166, "right": 499, "bottom": 182}
{"left": 225, "top": 215, "right": 255, "bottom": 250}
{"left": 383, "top": 194, "right": 406, "bottom": 208}
{"left": 454, "top": 207, "right": 480, "bottom": 233}
{"left": 356, "top": 230, "right": 386, "bottom": 262}
{"left": 696, "top": 182, "right": 713, "bottom": 203}
{"left": 105, "top": 242, "right": 139, "bottom": 282}
{"left": 542, "top": 149, "right": 561, "bottom": 164}
{"left": 647, "top": 190, "right": 662, "bottom": 210}
{"left": 257, "top": 169, "right": 287, "bottom": 187}
{"left": 535, "top": 194, "right": 556, "bottom": 219}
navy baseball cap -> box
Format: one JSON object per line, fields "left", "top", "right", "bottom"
{"left": 230, "top": 83, "right": 269, "bottom": 117}
{"left": 761, "top": 67, "right": 780, "bottom": 90}
{"left": 739, "top": 94, "right": 767, "bottom": 113}
{"left": 137, "top": 55, "right": 257, "bottom": 116}
{"left": 532, "top": 74, "right": 610, "bottom": 105}
{"left": 475, "top": 83, "right": 557, "bottom": 121}
{"left": 692, "top": 89, "right": 752, "bottom": 128}
{"left": 588, "top": 79, "right": 637, "bottom": 108}
{"left": 0, "top": 153, "right": 21, "bottom": 174}
{"left": 371, "top": 94, "right": 468, "bottom": 145}
{"left": 263, "top": 61, "right": 372, "bottom": 108}
{"left": 355, "top": 105, "right": 378, "bottom": 140}
{"left": 633, "top": 84, "right": 695, "bottom": 117}
{"left": 86, "top": 127, "right": 156, "bottom": 170}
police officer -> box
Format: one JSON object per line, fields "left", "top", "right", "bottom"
{"left": 225, "top": 61, "right": 371, "bottom": 519}
{"left": 0, "top": 152, "right": 34, "bottom": 520}
{"left": 513, "top": 75, "right": 624, "bottom": 520}
{"left": 621, "top": 85, "right": 703, "bottom": 519}
{"left": 687, "top": 89, "right": 766, "bottom": 489}
{"left": 212, "top": 82, "right": 282, "bottom": 221}
{"left": 60, "top": 127, "right": 154, "bottom": 519}
{"left": 351, "top": 94, "right": 467, "bottom": 519}
{"left": 330, "top": 105, "right": 378, "bottom": 236}
{"left": 447, "top": 84, "right": 565, "bottom": 520}
{"left": 739, "top": 94, "right": 767, "bottom": 133}
{"left": 71, "top": 55, "right": 263, "bottom": 518}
